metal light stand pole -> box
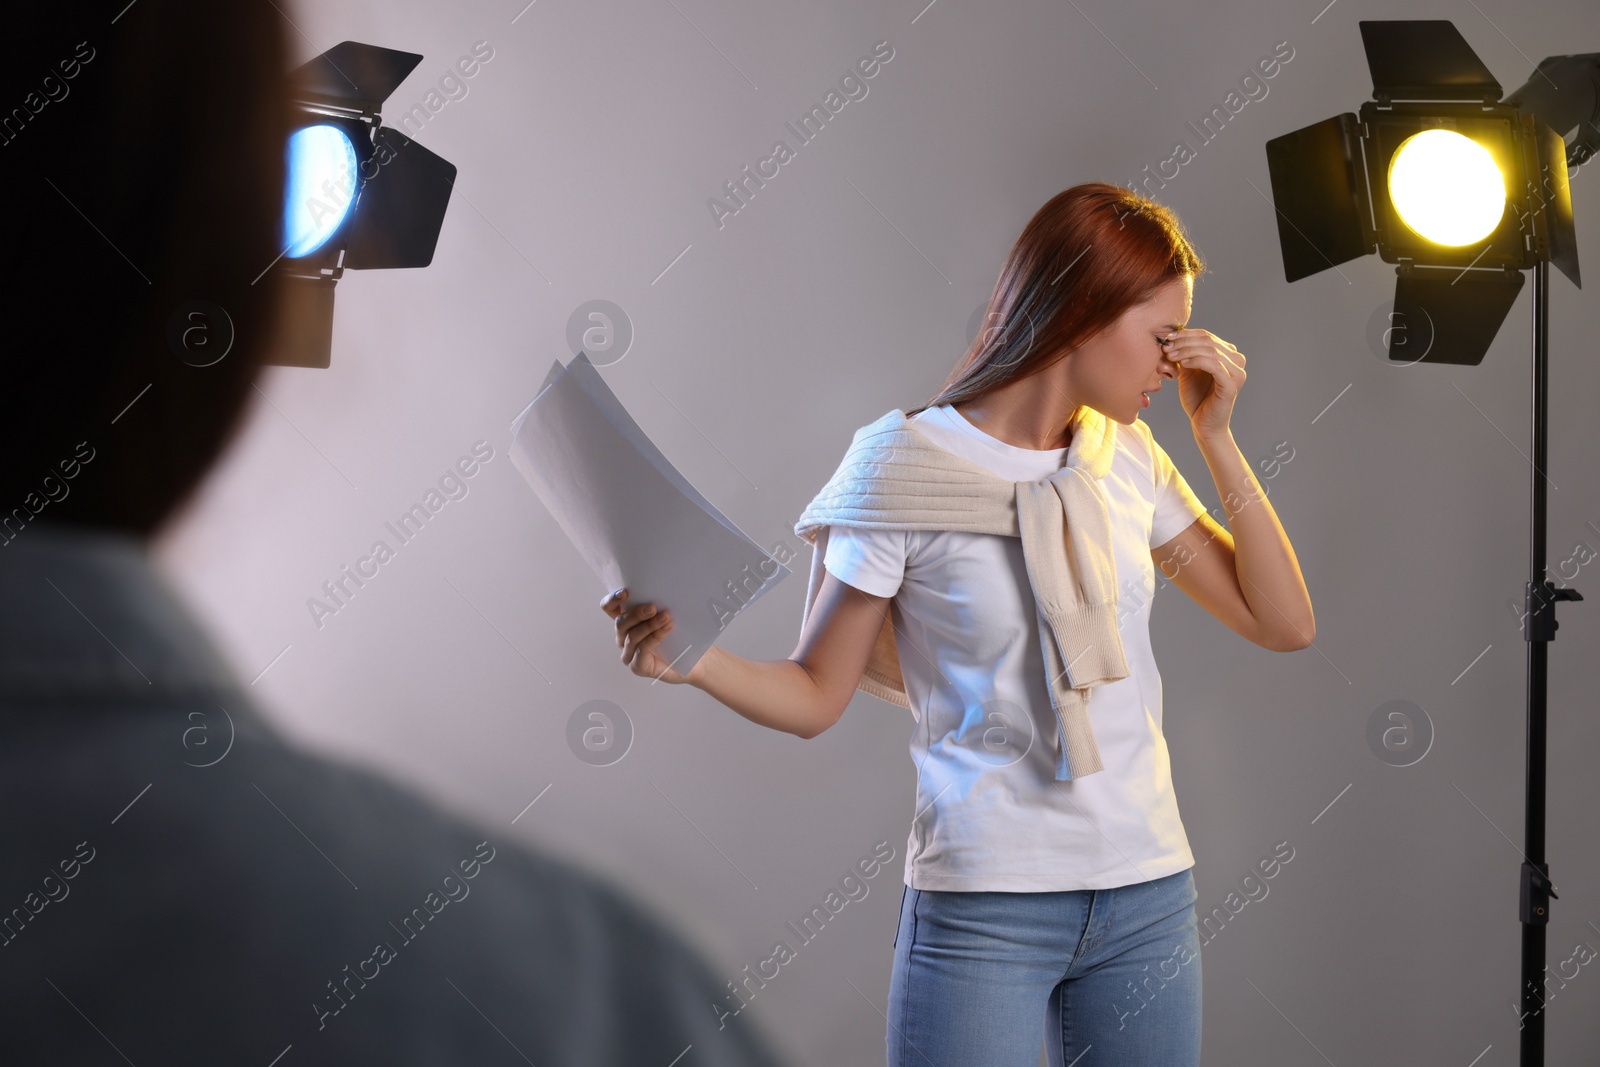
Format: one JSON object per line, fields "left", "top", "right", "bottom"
{"left": 1519, "top": 256, "right": 1584, "bottom": 1065}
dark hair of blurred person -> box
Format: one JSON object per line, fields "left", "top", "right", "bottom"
{"left": 2, "top": 1, "right": 284, "bottom": 536}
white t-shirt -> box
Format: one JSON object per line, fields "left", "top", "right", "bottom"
{"left": 824, "top": 403, "right": 1210, "bottom": 891}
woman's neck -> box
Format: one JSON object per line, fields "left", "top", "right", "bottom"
{"left": 950, "top": 398, "right": 1075, "bottom": 451}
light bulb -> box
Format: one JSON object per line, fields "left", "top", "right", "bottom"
{"left": 1387, "top": 129, "right": 1505, "bottom": 247}
{"left": 283, "top": 125, "right": 358, "bottom": 258}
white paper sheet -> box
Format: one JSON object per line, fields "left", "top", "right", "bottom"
{"left": 509, "top": 352, "right": 789, "bottom": 677}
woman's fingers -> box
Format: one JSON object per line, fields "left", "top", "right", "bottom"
{"left": 1186, "top": 352, "right": 1231, "bottom": 377}
{"left": 1166, "top": 330, "right": 1246, "bottom": 373}
{"left": 602, "top": 589, "right": 682, "bottom": 682}
{"left": 615, "top": 602, "right": 660, "bottom": 647}
{"left": 600, "top": 587, "right": 628, "bottom": 617}
{"left": 622, "top": 609, "right": 673, "bottom": 667}
{"left": 1172, "top": 348, "right": 1240, "bottom": 380}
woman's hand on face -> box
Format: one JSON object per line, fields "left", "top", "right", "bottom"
{"left": 600, "top": 587, "right": 689, "bottom": 685}
{"left": 1159, "top": 328, "right": 1246, "bottom": 440}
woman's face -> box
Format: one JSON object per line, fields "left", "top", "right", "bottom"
{"left": 1067, "top": 274, "right": 1191, "bottom": 425}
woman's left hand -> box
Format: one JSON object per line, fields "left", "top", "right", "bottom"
{"left": 1159, "top": 328, "right": 1246, "bottom": 440}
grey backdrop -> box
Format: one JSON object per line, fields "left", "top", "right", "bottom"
{"left": 154, "top": 0, "right": 1600, "bottom": 1063}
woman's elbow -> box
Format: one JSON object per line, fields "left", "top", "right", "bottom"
{"left": 798, "top": 703, "right": 845, "bottom": 740}
{"left": 1261, "top": 620, "right": 1315, "bottom": 652}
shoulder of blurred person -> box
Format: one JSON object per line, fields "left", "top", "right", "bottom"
{"left": 0, "top": 3, "right": 789, "bottom": 1064}
{"left": 0, "top": 524, "right": 790, "bottom": 1066}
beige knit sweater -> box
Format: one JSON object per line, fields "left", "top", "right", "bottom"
{"left": 793, "top": 404, "right": 1128, "bottom": 781}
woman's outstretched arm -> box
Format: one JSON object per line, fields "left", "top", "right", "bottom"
{"left": 604, "top": 568, "right": 891, "bottom": 738}
{"left": 688, "top": 570, "right": 892, "bottom": 738}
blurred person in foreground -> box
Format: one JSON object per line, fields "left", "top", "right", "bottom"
{"left": 0, "top": 3, "right": 788, "bottom": 1064}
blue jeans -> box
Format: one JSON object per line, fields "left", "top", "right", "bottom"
{"left": 886, "top": 867, "right": 1201, "bottom": 1066}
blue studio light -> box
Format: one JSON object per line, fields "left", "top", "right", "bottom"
{"left": 283, "top": 124, "right": 358, "bottom": 258}
{"left": 267, "top": 41, "right": 459, "bottom": 368}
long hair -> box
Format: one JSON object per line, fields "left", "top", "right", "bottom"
{"left": 907, "top": 183, "right": 1204, "bottom": 419}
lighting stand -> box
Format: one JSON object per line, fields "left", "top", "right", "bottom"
{"left": 1518, "top": 256, "right": 1583, "bottom": 1064}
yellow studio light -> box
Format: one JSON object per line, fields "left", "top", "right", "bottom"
{"left": 1387, "top": 129, "right": 1506, "bottom": 246}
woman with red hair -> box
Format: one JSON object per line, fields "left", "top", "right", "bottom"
{"left": 610, "top": 183, "right": 1314, "bottom": 1065}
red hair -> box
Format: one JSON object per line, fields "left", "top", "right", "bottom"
{"left": 908, "top": 183, "right": 1204, "bottom": 418}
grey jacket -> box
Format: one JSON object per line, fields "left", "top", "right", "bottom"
{"left": 0, "top": 524, "right": 788, "bottom": 1066}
